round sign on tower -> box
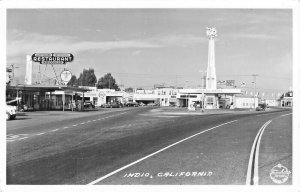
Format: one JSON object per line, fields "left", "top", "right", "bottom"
{"left": 60, "top": 70, "right": 72, "bottom": 85}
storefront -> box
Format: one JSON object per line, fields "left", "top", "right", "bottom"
{"left": 280, "top": 97, "right": 293, "bottom": 107}
{"left": 80, "top": 87, "right": 132, "bottom": 106}
{"left": 6, "top": 85, "right": 88, "bottom": 111}
{"left": 177, "top": 89, "right": 241, "bottom": 109}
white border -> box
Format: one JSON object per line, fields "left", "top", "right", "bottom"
{"left": 1, "top": 0, "right": 299, "bottom": 192}
{"left": 0, "top": 0, "right": 299, "bottom": 9}
{"left": 0, "top": 2, "right": 7, "bottom": 192}
{"left": 293, "top": 1, "right": 300, "bottom": 192}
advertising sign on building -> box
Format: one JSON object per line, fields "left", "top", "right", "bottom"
{"left": 217, "top": 80, "right": 226, "bottom": 85}
{"left": 226, "top": 80, "right": 235, "bottom": 86}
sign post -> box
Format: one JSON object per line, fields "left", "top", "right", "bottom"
{"left": 201, "top": 92, "right": 205, "bottom": 112}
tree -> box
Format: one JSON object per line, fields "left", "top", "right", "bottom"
{"left": 77, "top": 68, "right": 97, "bottom": 86}
{"left": 124, "top": 87, "right": 134, "bottom": 93}
{"left": 67, "top": 75, "right": 78, "bottom": 87}
{"left": 97, "top": 73, "right": 120, "bottom": 90}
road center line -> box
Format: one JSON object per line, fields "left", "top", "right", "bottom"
{"left": 246, "top": 120, "right": 272, "bottom": 185}
{"left": 87, "top": 119, "right": 238, "bottom": 185}
{"left": 256, "top": 113, "right": 270, "bottom": 116}
{"left": 280, "top": 113, "right": 292, "bottom": 117}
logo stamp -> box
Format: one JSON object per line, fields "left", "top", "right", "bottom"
{"left": 269, "top": 163, "right": 291, "bottom": 184}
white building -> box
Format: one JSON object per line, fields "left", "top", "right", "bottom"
{"left": 133, "top": 87, "right": 179, "bottom": 106}
{"left": 235, "top": 96, "right": 258, "bottom": 109}
{"left": 265, "top": 99, "right": 279, "bottom": 107}
{"left": 78, "top": 86, "right": 132, "bottom": 106}
{"left": 279, "top": 92, "right": 293, "bottom": 107}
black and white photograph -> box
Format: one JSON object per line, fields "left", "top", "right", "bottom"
{"left": 1, "top": 0, "right": 300, "bottom": 192}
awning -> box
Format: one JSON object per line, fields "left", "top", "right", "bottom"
{"left": 134, "top": 98, "right": 157, "bottom": 101}
{"left": 7, "top": 85, "right": 89, "bottom": 93}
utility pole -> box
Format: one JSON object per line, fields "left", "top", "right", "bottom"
{"left": 252, "top": 74, "right": 258, "bottom": 109}
{"left": 200, "top": 70, "right": 205, "bottom": 112}
{"left": 8, "top": 64, "right": 19, "bottom": 85}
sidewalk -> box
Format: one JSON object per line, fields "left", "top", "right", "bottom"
{"left": 8, "top": 109, "right": 118, "bottom": 130}
{"left": 16, "top": 108, "right": 100, "bottom": 116}
{"left": 155, "top": 107, "right": 281, "bottom": 115}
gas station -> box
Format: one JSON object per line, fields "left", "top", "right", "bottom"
{"left": 6, "top": 53, "right": 89, "bottom": 111}
{"left": 176, "top": 27, "right": 241, "bottom": 110}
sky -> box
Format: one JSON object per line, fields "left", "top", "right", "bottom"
{"left": 6, "top": 9, "right": 292, "bottom": 94}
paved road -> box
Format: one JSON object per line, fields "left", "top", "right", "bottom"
{"left": 6, "top": 107, "right": 292, "bottom": 185}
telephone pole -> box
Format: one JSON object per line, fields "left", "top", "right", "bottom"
{"left": 200, "top": 70, "right": 205, "bottom": 112}
{"left": 7, "top": 64, "right": 19, "bottom": 85}
{"left": 252, "top": 74, "right": 258, "bottom": 109}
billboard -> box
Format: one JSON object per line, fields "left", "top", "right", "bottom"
{"left": 226, "top": 80, "right": 235, "bottom": 86}
{"left": 217, "top": 80, "right": 226, "bottom": 85}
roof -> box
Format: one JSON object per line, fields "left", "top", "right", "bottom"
{"left": 7, "top": 85, "right": 89, "bottom": 92}
{"left": 281, "top": 97, "right": 293, "bottom": 101}
{"left": 179, "top": 88, "right": 242, "bottom": 94}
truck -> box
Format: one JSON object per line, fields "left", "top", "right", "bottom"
{"left": 6, "top": 97, "right": 20, "bottom": 120}
{"left": 6, "top": 104, "right": 16, "bottom": 120}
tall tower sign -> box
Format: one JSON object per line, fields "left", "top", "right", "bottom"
{"left": 206, "top": 27, "right": 217, "bottom": 90}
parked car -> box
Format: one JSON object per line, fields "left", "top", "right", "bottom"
{"left": 6, "top": 104, "right": 16, "bottom": 121}
{"left": 125, "top": 102, "right": 139, "bottom": 107}
{"left": 256, "top": 103, "right": 266, "bottom": 111}
{"left": 147, "top": 103, "right": 159, "bottom": 106}
{"left": 111, "top": 102, "right": 124, "bottom": 108}
{"left": 100, "top": 103, "right": 111, "bottom": 108}
{"left": 84, "top": 101, "right": 95, "bottom": 109}
{"left": 139, "top": 102, "right": 146, "bottom": 106}
{"left": 22, "top": 104, "right": 34, "bottom": 111}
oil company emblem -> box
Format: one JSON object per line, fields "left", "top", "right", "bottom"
{"left": 60, "top": 70, "right": 72, "bottom": 85}
{"left": 269, "top": 163, "right": 291, "bottom": 184}
{"left": 99, "top": 92, "right": 106, "bottom": 98}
